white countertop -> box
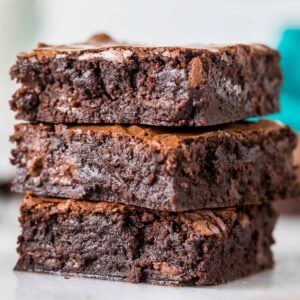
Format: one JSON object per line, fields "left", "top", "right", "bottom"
{"left": 1, "top": 196, "right": 300, "bottom": 300}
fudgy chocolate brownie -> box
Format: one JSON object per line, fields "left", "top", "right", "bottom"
{"left": 10, "top": 33, "right": 281, "bottom": 126}
{"left": 274, "top": 135, "right": 300, "bottom": 214}
{"left": 15, "top": 194, "right": 277, "bottom": 286}
{"left": 11, "top": 120, "right": 297, "bottom": 211}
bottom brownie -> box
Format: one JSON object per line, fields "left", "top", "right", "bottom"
{"left": 15, "top": 194, "right": 277, "bottom": 286}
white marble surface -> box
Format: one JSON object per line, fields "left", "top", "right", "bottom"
{"left": 1, "top": 196, "right": 300, "bottom": 300}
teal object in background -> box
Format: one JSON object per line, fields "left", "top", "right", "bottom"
{"left": 279, "top": 29, "right": 300, "bottom": 97}
{"left": 257, "top": 28, "right": 300, "bottom": 132}
{"left": 267, "top": 94, "right": 300, "bottom": 131}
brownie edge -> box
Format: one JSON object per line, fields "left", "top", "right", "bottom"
{"left": 15, "top": 194, "right": 277, "bottom": 286}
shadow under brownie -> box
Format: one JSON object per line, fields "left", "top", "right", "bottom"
{"left": 15, "top": 194, "right": 277, "bottom": 286}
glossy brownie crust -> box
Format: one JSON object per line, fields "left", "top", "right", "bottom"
{"left": 11, "top": 120, "right": 297, "bottom": 211}
{"left": 15, "top": 195, "right": 277, "bottom": 286}
{"left": 10, "top": 34, "right": 281, "bottom": 126}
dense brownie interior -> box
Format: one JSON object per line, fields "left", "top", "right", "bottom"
{"left": 15, "top": 194, "right": 277, "bottom": 286}
{"left": 11, "top": 120, "right": 297, "bottom": 211}
{"left": 10, "top": 34, "right": 281, "bottom": 126}
{"left": 274, "top": 136, "right": 300, "bottom": 214}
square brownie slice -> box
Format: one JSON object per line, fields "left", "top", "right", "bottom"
{"left": 10, "top": 33, "right": 281, "bottom": 126}
{"left": 15, "top": 194, "right": 277, "bottom": 286}
{"left": 11, "top": 120, "right": 297, "bottom": 211}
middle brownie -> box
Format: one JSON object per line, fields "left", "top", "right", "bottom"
{"left": 11, "top": 120, "right": 296, "bottom": 211}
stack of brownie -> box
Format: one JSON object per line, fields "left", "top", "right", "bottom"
{"left": 10, "top": 34, "right": 298, "bottom": 286}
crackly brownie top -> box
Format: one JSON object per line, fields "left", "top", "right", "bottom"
{"left": 22, "top": 193, "right": 131, "bottom": 214}
{"left": 17, "top": 33, "right": 277, "bottom": 61}
{"left": 63, "top": 120, "right": 286, "bottom": 148}
{"left": 14, "top": 120, "right": 288, "bottom": 151}
{"left": 22, "top": 193, "right": 257, "bottom": 237}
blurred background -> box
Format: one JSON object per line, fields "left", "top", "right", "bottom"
{"left": 0, "top": 0, "right": 300, "bottom": 184}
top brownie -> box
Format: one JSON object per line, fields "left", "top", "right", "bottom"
{"left": 10, "top": 33, "right": 281, "bottom": 126}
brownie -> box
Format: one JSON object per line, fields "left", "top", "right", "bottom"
{"left": 10, "top": 33, "right": 281, "bottom": 126}
{"left": 11, "top": 120, "right": 298, "bottom": 211}
{"left": 15, "top": 194, "right": 277, "bottom": 286}
{"left": 274, "top": 135, "right": 300, "bottom": 214}
{"left": 274, "top": 198, "right": 300, "bottom": 214}
{"left": 0, "top": 179, "right": 12, "bottom": 196}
